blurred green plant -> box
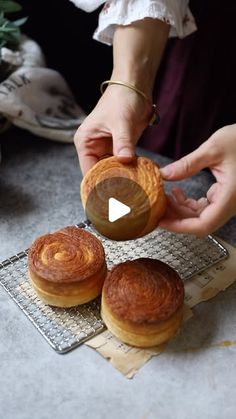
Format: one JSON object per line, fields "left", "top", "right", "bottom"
{"left": 0, "top": 1, "right": 27, "bottom": 54}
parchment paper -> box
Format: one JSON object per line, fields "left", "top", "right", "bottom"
{"left": 85, "top": 238, "right": 236, "bottom": 378}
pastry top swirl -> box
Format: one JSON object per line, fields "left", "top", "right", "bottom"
{"left": 81, "top": 156, "right": 165, "bottom": 209}
{"left": 103, "top": 258, "right": 184, "bottom": 324}
{"left": 28, "top": 226, "right": 105, "bottom": 283}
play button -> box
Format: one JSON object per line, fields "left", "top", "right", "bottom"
{"left": 108, "top": 198, "right": 131, "bottom": 222}
{"left": 84, "top": 176, "right": 151, "bottom": 241}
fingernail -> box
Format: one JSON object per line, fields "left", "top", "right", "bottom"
{"left": 117, "top": 148, "right": 133, "bottom": 157}
{"left": 161, "top": 164, "right": 173, "bottom": 178}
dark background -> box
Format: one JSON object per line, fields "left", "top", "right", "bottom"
{"left": 19, "top": 0, "right": 113, "bottom": 113}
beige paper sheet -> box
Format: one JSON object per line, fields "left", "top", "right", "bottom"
{"left": 85, "top": 238, "right": 236, "bottom": 378}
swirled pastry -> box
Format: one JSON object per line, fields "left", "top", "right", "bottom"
{"left": 80, "top": 156, "right": 167, "bottom": 240}
{"left": 28, "top": 226, "right": 107, "bottom": 307}
{"left": 101, "top": 258, "right": 185, "bottom": 347}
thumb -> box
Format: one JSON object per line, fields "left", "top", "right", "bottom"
{"left": 160, "top": 143, "right": 210, "bottom": 181}
{"left": 112, "top": 123, "right": 136, "bottom": 162}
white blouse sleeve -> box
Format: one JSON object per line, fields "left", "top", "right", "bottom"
{"left": 69, "top": 0, "right": 105, "bottom": 13}
{"left": 69, "top": 0, "right": 197, "bottom": 45}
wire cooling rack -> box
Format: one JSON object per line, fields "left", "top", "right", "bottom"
{"left": 0, "top": 220, "right": 228, "bottom": 353}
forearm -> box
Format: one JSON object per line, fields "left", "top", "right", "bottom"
{"left": 75, "top": 16, "right": 170, "bottom": 174}
{"left": 111, "top": 18, "right": 170, "bottom": 100}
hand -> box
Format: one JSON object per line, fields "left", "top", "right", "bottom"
{"left": 74, "top": 84, "right": 152, "bottom": 174}
{"left": 159, "top": 124, "right": 236, "bottom": 236}
{"left": 74, "top": 18, "right": 169, "bottom": 175}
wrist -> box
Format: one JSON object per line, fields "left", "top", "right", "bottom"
{"left": 112, "top": 18, "right": 170, "bottom": 100}
{"left": 110, "top": 65, "right": 154, "bottom": 101}
{"left": 100, "top": 80, "right": 160, "bottom": 126}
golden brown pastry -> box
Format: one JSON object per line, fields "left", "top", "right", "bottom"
{"left": 101, "top": 258, "right": 185, "bottom": 347}
{"left": 28, "top": 226, "right": 107, "bottom": 307}
{"left": 80, "top": 156, "right": 167, "bottom": 240}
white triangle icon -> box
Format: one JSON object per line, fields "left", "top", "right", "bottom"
{"left": 108, "top": 197, "right": 131, "bottom": 222}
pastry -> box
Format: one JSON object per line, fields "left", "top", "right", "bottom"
{"left": 80, "top": 156, "right": 167, "bottom": 240}
{"left": 101, "top": 258, "right": 185, "bottom": 347}
{"left": 28, "top": 226, "right": 107, "bottom": 307}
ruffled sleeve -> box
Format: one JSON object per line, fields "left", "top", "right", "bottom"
{"left": 70, "top": 0, "right": 197, "bottom": 45}
{"left": 68, "top": 0, "right": 105, "bottom": 12}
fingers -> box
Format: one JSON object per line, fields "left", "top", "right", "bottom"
{"left": 160, "top": 142, "right": 212, "bottom": 181}
{"left": 74, "top": 116, "right": 139, "bottom": 174}
{"left": 162, "top": 190, "right": 209, "bottom": 221}
{"left": 74, "top": 131, "right": 113, "bottom": 175}
{"left": 159, "top": 205, "right": 227, "bottom": 236}
{"left": 159, "top": 186, "right": 232, "bottom": 236}
{"left": 171, "top": 187, "right": 209, "bottom": 213}
{"left": 78, "top": 154, "right": 98, "bottom": 176}
{"left": 112, "top": 121, "right": 137, "bottom": 162}
{"left": 194, "top": 197, "right": 210, "bottom": 213}
{"left": 76, "top": 132, "right": 135, "bottom": 175}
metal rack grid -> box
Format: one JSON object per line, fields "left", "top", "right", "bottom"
{"left": 0, "top": 221, "right": 228, "bottom": 353}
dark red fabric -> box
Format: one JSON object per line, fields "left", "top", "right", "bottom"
{"left": 139, "top": 0, "right": 236, "bottom": 159}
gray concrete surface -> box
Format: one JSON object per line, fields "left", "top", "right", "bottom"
{"left": 0, "top": 128, "right": 236, "bottom": 419}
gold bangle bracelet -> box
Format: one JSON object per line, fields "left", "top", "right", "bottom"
{"left": 100, "top": 80, "right": 151, "bottom": 103}
{"left": 100, "top": 79, "right": 160, "bottom": 126}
